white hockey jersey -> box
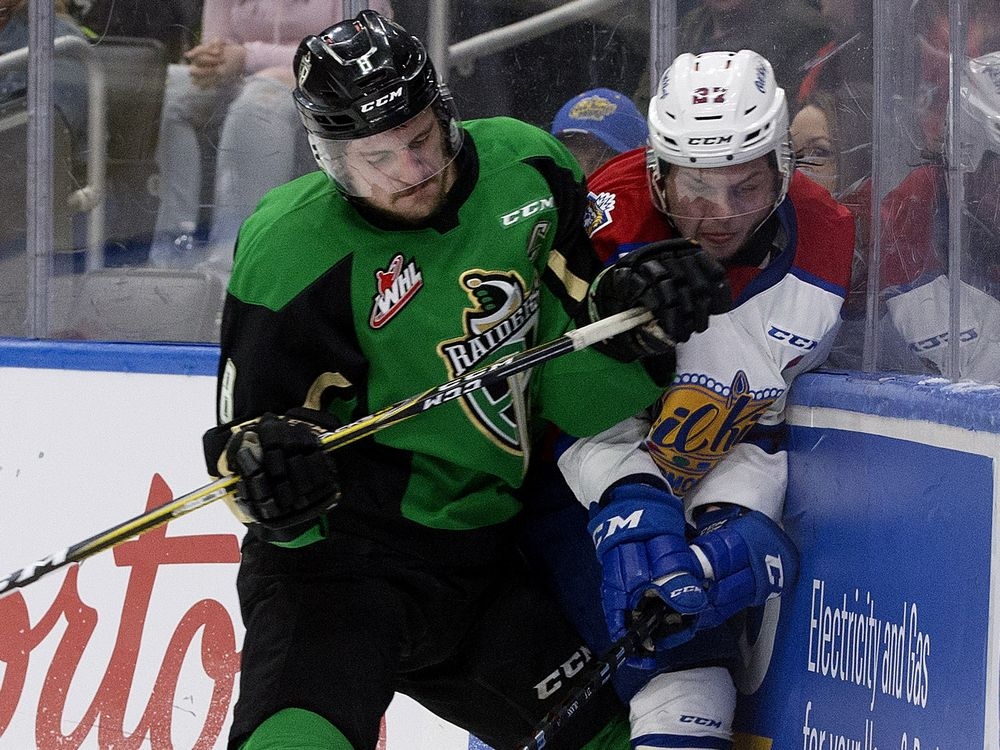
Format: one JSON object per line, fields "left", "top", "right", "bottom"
{"left": 877, "top": 164, "right": 1000, "bottom": 383}
{"left": 560, "top": 151, "right": 855, "bottom": 521}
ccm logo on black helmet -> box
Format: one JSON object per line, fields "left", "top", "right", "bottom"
{"left": 360, "top": 86, "right": 404, "bottom": 113}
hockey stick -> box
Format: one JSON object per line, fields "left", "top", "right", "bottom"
{"left": 515, "top": 600, "right": 682, "bottom": 750}
{"left": 0, "top": 307, "right": 654, "bottom": 597}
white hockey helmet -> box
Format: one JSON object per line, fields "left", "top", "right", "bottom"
{"left": 962, "top": 51, "right": 1000, "bottom": 172}
{"left": 647, "top": 50, "right": 792, "bottom": 217}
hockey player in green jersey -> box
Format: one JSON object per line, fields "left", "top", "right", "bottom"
{"left": 201, "top": 10, "right": 730, "bottom": 750}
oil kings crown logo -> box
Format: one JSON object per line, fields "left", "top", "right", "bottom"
{"left": 438, "top": 270, "right": 540, "bottom": 453}
{"left": 568, "top": 93, "right": 618, "bottom": 123}
{"left": 584, "top": 190, "right": 616, "bottom": 237}
{"left": 370, "top": 253, "right": 423, "bottom": 329}
{"left": 646, "top": 370, "right": 783, "bottom": 496}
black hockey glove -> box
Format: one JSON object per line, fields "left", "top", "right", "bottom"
{"left": 587, "top": 238, "right": 731, "bottom": 362}
{"left": 203, "top": 408, "right": 343, "bottom": 534}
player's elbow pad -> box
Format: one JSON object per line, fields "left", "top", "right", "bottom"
{"left": 690, "top": 509, "right": 799, "bottom": 630}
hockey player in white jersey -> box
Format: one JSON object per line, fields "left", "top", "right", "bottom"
{"left": 523, "top": 50, "right": 855, "bottom": 749}
{"left": 877, "top": 50, "right": 1000, "bottom": 382}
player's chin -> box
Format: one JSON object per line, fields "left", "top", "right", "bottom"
{"left": 387, "top": 187, "right": 446, "bottom": 223}
{"left": 695, "top": 232, "right": 743, "bottom": 259}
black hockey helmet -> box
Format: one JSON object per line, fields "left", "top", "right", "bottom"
{"left": 293, "top": 10, "right": 441, "bottom": 140}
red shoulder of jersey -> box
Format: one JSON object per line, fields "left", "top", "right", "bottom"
{"left": 584, "top": 148, "right": 672, "bottom": 263}
{"left": 787, "top": 170, "right": 855, "bottom": 293}
{"left": 878, "top": 165, "right": 944, "bottom": 287}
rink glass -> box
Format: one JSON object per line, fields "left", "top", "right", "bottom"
{"left": 7, "top": 0, "right": 1000, "bottom": 386}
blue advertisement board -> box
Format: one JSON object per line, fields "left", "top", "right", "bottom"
{"left": 735, "top": 373, "right": 1000, "bottom": 750}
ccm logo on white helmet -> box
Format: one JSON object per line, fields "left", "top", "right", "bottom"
{"left": 688, "top": 136, "right": 733, "bottom": 145}
{"left": 359, "top": 86, "right": 404, "bottom": 113}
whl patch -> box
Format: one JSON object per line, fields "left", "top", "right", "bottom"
{"left": 370, "top": 254, "right": 423, "bottom": 329}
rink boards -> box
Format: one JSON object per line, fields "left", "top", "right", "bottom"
{"left": 735, "top": 371, "right": 1000, "bottom": 750}
{"left": 0, "top": 343, "right": 997, "bottom": 749}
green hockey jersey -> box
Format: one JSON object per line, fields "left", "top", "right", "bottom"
{"left": 215, "top": 116, "right": 666, "bottom": 563}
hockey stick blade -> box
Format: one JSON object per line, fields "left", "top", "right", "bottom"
{"left": 0, "top": 307, "right": 653, "bottom": 597}
{"left": 514, "top": 600, "right": 683, "bottom": 750}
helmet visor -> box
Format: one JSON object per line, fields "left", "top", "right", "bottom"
{"left": 658, "top": 159, "right": 781, "bottom": 222}
{"left": 309, "top": 100, "right": 463, "bottom": 197}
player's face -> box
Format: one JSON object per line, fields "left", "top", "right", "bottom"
{"left": 311, "top": 105, "right": 458, "bottom": 223}
{"left": 663, "top": 155, "right": 780, "bottom": 260}
{"left": 791, "top": 104, "right": 838, "bottom": 194}
{"left": 345, "top": 107, "right": 457, "bottom": 223}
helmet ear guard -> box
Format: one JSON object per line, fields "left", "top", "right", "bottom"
{"left": 646, "top": 50, "right": 793, "bottom": 217}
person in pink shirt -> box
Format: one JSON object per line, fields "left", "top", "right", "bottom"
{"left": 149, "top": 1, "right": 393, "bottom": 271}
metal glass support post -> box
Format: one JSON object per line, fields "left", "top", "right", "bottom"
{"left": 945, "top": 1, "right": 966, "bottom": 380}
{"left": 649, "top": 0, "right": 677, "bottom": 93}
{"left": 27, "top": 0, "right": 55, "bottom": 338}
{"left": 863, "top": 2, "right": 890, "bottom": 372}
{"left": 427, "top": 0, "right": 450, "bottom": 83}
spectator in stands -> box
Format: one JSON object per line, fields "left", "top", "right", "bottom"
{"left": 791, "top": 0, "right": 873, "bottom": 210}
{"left": 791, "top": 87, "right": 871, "bottom": 199}
{"left": 792, "top": 84, "right": 882, "bottom": 372}
{"left": 0, "top": 0, "right": 89, "bottom": 336}
{"left": 677, "top": 0, "right": 833, "bottom": 98}
{"left": 68, "top": 0, "right": 202, "bottom": 64}
{"left": 149, "top": 0, "right": 395, "bottom": 271}
{"left": 550, "top": 87, "right": 647, "bottom": 176}
{"left": 0, "top": 0, "right": 88, "bottom": 146}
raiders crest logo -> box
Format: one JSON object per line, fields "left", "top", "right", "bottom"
{"left": 438, "top": 270, "right": 540, "bottom": 453}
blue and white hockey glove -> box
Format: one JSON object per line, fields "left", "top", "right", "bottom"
{"left": 587, "top": 481, "right": 708, "bottom": 667}
{"left": 690, "top": 504, "right": 800, "bottom": 631}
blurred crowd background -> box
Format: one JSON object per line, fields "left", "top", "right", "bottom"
{"left": 2, "top": 0, "right": 998, "bottom": 384}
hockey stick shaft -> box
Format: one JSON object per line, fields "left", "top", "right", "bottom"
{"left": 314, "top": 306, "right": 653, "bottom": 453}
{"left": 0, "top": 307, "right": 653, "bottom": 597}
{"left": 515, "top": 600, "right": 675, "bottom": 750}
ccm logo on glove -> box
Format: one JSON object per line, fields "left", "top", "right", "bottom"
{"left": 764, "top": 554, "right": 784, "bottom": 591}
{"left": 589, "top": 510, "right": 644, "bottom": 546}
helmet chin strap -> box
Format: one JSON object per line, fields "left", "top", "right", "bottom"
{"left": 723, "top": 211, "right": 782, "bottom": 268}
